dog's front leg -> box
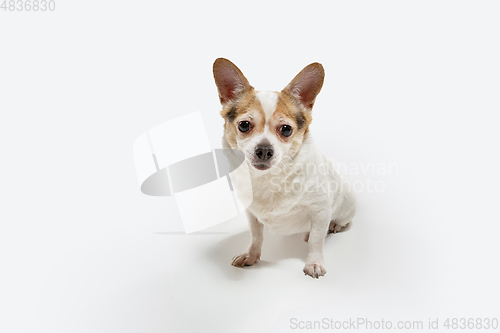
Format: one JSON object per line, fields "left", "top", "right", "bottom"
{"left": 303, "top": 212, "right": 330, "bottom": 278}
{"left": 231, "top": 210, "right": 264, "bottom": 267}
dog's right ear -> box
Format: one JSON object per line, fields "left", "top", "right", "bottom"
{"left": 213, "top": 58, "right": 253, "bottom": 106}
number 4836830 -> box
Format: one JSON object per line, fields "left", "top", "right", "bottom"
{"left": 1, "top": 0, "right": 55, "bottom": 11}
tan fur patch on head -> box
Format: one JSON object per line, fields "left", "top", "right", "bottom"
{"left": 221, "top": 90, "right": 266, "bottom": 148}
{"left": 220, "top": 90, "right": 259, "bottom": 123}
{"left": 276, "top": 92, "right": 312, "bottom": 132}
{"left": 272, "top": 92, "right": 312, "bottom": 154}
{"left": 222, "top": 89, "right": 313, "bottom": 155}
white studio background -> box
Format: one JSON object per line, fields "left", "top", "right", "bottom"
{"left": 1, "top": 1, "right": 499, "bottom": 332}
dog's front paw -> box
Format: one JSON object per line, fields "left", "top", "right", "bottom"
{"left": 303, "top": 263, "right": 326, "bottom": 279}
{"left": 231, "top": 253, "right": 260, "bottom": 267}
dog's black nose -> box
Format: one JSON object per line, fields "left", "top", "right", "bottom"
{"left": 255, "top": 145, "right": 274, "bottom": 161}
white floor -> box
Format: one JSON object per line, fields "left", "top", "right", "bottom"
{"left": 3, "top": 142, "right": 498, "bottom": 332}
{"left": 1, "top": 1, "right": 499, "bottom": 332}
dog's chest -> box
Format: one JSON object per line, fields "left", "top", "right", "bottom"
{"left": 255, "top": 205, "right": 311, "bottom": 234}
{"left": 247, "top": 181, "right": 311, "bottom": 234}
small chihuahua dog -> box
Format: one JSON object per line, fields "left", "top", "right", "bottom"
{"left": 213, "top": 58, "right": 356, "bottom": 278}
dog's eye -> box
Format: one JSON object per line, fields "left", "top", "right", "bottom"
{"left": 280, "top": 125, "right": 293, "bottom": 137}
{"left": 238, "top": 121, "right": 251, "bottom": 132}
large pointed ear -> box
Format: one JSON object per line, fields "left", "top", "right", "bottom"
{"left": 213, "top": 58, "right": 253, "bottom": 106}
{"left": 282, "top": 62, "right": 324, "bottom": 111}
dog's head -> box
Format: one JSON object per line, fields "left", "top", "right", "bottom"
{"left": 213, "top": 58, "right": 324, "bottom": 171}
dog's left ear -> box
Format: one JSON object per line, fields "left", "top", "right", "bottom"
{"left": 282, "top": 63, "right": 324, "bottom": 111}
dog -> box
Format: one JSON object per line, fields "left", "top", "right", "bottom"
{"left": 213, "top": 58, "right": 356, "bottom": 278}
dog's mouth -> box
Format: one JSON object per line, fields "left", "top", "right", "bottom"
{"left": 246, "top": 152, "right": 279, "bottom": 171}
{"left": 251, "top": 162, "right": 271, "bottom": 171}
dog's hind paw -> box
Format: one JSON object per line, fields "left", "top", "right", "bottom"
{"left": 328, "top": 221, "right": 350, "bottom": 234}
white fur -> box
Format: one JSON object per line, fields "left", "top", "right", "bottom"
{"left": 255, "top": 91, "right": 278, "bottom": 120}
